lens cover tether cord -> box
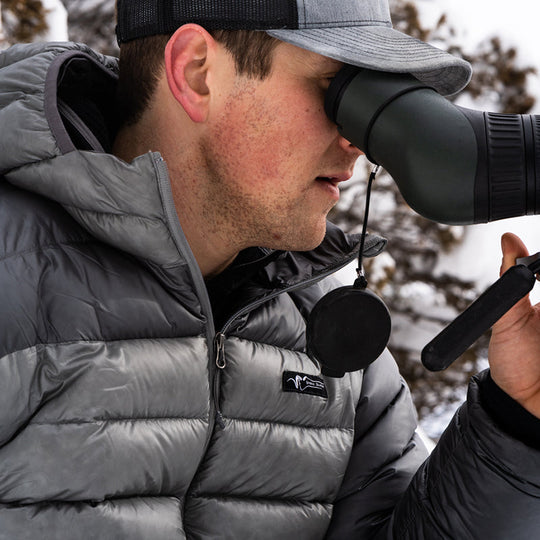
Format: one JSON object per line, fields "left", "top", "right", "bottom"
{"left": 306, "top": 164, "right": 391, "bottom": 377}
{"left": 355, "top": 164, "right": 380, "bottom": 289}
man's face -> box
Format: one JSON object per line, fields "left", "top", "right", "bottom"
{"left": 197, "top": 41, "right": 363, "bottom": 252}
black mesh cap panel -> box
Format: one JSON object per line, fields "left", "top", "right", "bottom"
{"left": 116, "top": 0, "right": 299, "bottom": 43}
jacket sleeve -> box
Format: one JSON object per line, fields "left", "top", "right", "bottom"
{"left": 390, "top": 369, "right": 540, "bottom": 539}
{"left": 326, "top": 354, "right": 540, "bottom": 539}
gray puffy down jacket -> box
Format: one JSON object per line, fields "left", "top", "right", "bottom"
{"left": 0, "top": 42, "right": 539, "bottom": 540}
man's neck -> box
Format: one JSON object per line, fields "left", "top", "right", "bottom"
{"left": 113, "top": 126, "right": 241, "bottom": 279}
{"left": 167, "top": 164, "right": 241, "bottom": 278}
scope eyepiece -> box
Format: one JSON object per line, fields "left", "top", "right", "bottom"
{"left": 324, "top": 65, "right": 361, "bottom": 125}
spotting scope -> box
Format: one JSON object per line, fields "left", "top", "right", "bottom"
{"left": 325, "top": 65, "right": 540, "bottom": 225}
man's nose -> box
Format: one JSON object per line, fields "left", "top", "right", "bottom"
{"left": 338, "top": 133, "right": 364, "bottom": 157}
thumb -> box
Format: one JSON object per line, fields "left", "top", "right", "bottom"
{"left": 500, "top": 232, "right": 529, "bottom": 277}
{"left": 493, "top": 232, "right": 533, "bottom": 332}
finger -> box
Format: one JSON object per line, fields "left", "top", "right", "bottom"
{"left": 500, "top": 232, "right": 529, "bottom": 277}
{"left": 493, "top": 233, "right": 533, "bottom": 330}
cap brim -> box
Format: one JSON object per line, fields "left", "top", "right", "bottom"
{"left": 267, "top": 25, "right": 472, "bottom": 96}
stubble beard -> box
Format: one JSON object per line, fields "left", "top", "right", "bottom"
{"left": 198, "top": 139, "right": 329, "bottom": 253}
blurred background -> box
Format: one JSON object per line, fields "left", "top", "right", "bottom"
{"left": 2, "top": 0, "right": 540, "bottom": 441}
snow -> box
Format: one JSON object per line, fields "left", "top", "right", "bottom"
{"left": 435, "top": 218, "right": 540, "bottom": 301}
{"left": 41, "top": 0, "right": 68, "bottom": 42}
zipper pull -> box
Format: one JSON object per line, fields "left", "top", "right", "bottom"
{"left": 215, "top": 332, "right": 226, "bottom": 369}
{"left": 213, "top": 332, "right": 226, "bottom": 429}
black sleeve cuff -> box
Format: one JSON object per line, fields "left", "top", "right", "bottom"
{"left": 479, "top": 371, "right": 540, "bottom": 449}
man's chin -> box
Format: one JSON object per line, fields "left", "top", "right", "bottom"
{"left": 263, "top": 226, "right": 327, "bottom": 253}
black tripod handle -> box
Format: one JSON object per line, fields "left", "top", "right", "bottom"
{"left": 422, "top": 264, "right": 536, "bottom": 371}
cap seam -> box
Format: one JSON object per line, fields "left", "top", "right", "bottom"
{"left": 302, "top": 19, "right": 390, "bottom": 25}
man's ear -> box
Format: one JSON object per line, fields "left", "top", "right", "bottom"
{"left": 164, "top": 24, "right": 215, "bottom": 123}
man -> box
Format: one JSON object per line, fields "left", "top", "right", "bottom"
{"left": 0, "top": 0, "right": 539, "bottom": 538}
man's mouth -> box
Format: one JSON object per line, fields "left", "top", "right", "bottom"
{"left": 317, "top": 171, "right": 353, "bottom": 184}
{"left": 316, "top": 176, "right": 337, "bottom": 184}
{"left": 315, "top": 176, "right": 343, "bottom": 201}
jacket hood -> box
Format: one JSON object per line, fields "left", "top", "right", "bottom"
{"left": 0, "top": 42, "right": 384, "bottom": 277}
{"left": 0, "top": 42, "right": 191, "bottom": 267}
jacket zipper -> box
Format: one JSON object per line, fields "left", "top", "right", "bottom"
{"left": 219, "top": 253, "right": 363, "bottom": 336}
{"left": 213, "top": 332, "right": 227, "bottom": 429}
{"left": 154, "top": 154, "right": 238, "bottom": 433}
{"left": 153, "top": 155, "right": 220, "bottom": 434}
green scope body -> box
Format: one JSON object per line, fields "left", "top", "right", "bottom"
{"left": 325, "top": 66, "right": 540, "bottom": 225}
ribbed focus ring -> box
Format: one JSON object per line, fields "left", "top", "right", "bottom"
{"left": 486, "top": 112, "right": 527, "bottom": 221}
{"left": 532, "top": 115, "right": 540, "bottom": 216}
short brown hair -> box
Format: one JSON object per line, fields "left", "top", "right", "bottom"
{"left": 115, "top": 30, "right": 280, "bottom": 127}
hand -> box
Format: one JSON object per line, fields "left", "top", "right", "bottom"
{"left": 488, "top": 232, "right": 540, "bottom": 419}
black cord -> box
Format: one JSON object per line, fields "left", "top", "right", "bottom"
{"left": 354, "top": 165, "right": 380, "bottom": 289}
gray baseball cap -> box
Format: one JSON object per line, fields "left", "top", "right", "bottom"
{"left": 116, "top": 0, "right": 472, "bottom": 96}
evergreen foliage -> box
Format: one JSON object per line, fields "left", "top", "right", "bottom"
{"left": 1, "top": 0, "right": 48, "bottom": 43}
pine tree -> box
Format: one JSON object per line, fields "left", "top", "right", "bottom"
{"left": 1, "top": 0, "right": 48, "bottom": 45}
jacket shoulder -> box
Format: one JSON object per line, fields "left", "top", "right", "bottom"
{"left": 0, "top": 180, "right": 91, "bottom": 260}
